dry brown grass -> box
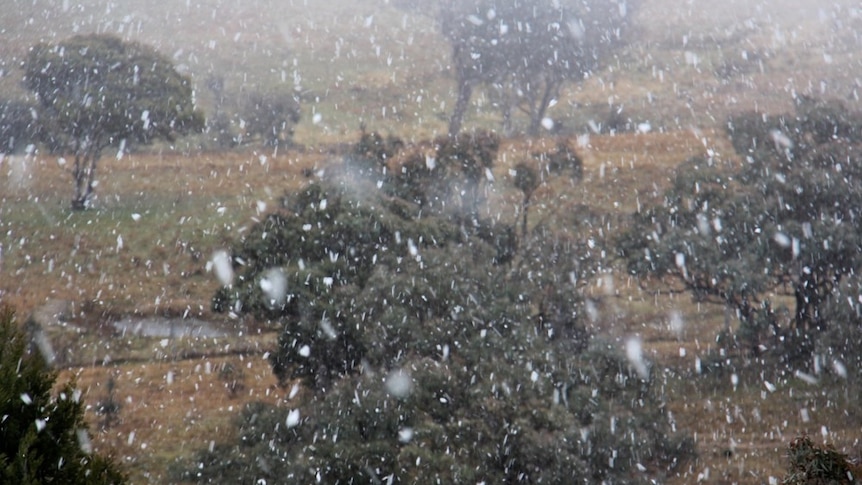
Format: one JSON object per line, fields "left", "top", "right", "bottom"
{"left": 60, "top": 353, "right": 285, "bottom": 482}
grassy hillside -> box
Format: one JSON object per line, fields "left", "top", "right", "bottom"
{"left": 3, "top": 0, "right": 861, "bottom": 142}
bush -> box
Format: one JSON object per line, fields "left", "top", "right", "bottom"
{"left": 236, "top": 90, "right": 300, "bottom": 148}
{"left": 783, "top": 435, "right": 857, "bottom": 484}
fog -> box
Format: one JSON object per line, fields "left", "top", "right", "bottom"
{"left": 2, "top": 1, "right": 862, "bottom": 483}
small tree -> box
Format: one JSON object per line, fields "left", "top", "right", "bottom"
{"left": 24, "top": 34, "right": 204, "bottom": 209}
{"left": 512, "top": 161, "right": 540, "bottom": 241}
{"left": 238, "top": 90, "right": 300, "bottom": 148}
{"left": 0, "top": 306, "right": 126, "bottom": 484}
{"left": 620, "top": 97, "right": 862, "bottom": 357}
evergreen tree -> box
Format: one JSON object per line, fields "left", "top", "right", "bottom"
{"left": 0, "top": 307, "right": 126, "bottom": 484}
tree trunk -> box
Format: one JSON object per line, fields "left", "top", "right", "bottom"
{"left": 448, "top": 79, "right": 473, "bottom": 137}
{"left": 71, "top": 145, "right": 101, "bottom": 210}
{"left": 520, "top": 193, "right": 532, "bottom": 243}
{"left": 527, "top": 80, "right": 559, "bottom": 136}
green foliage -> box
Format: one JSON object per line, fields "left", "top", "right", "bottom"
{"left": 237, "top": 90, "right": 301, "bottom": 147}
{"left": 24, "top": 33, "right": 204, "bottom": 208}
{"left": 620, "top": 98, "right": 862, "bottom": 356}
{"left": 348, "top": 129, "right": 405, "bottom": 175}
{"left": 194, "top": 134, "right": 690, "bottom": 483}
{"left": 0, "top": 307, "right": 126, "bottom": 484}
{"left": 538, "top": 140, "right": 583, "bottom": 180}
{"left": 183, "top": 342, "right": 690, "bottom": 483}
{"left": 783, "top": 436, "right": 856, "bottom": 484}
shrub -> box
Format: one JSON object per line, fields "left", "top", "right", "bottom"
{"left": 783, "top": 435, "right": 857, "bottom": 484}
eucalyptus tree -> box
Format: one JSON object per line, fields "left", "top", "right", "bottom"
{"left": 24, "top": 34, "right": 203, "bottom": 209}
{"left": 620, "top": 97, "right": 862, "bottom": 355}
{"left": 440, "top": 0, "right": 637, "bottom": 135}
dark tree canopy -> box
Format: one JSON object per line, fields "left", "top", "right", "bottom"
{"left": 185, "top": 134, "right": 692, "bottom": 483}
{"left": 440, "top": 0, "right": 637, "bottom": 136}
{"left": 620, "top": 97, "right": 862, "bottom": 357}
{"left": 0, "top": 307, "right": 126, "bottom": 484}
{"left": 24, "top": 34, "right": 204, "bottom": 209}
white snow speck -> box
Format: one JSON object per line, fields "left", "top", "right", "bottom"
{"left": 298, "top": 345, "right": 311, "bottom": 357}
{"left": 319, "top": 317, "right": 338, "bottom": 340}
{"left": 116, "top": 234, "right": 123, "bottom": 252}
{"left": 484, "top": 167, "right": 494, "bottom": 182}
{"left": 131, "top": 213, "right": 141, "bottom": 222}
{"left": 77, "top": 429, "right": 92, "bottom": 454}
{"left": 669, "top": 310, "right": 684, "bottom": 338}
{"left": 696, "top": 213, "right": 710, "bottom": 235}
{"left": 166, "top": 370, "right": 174, "bottom": 385}
{"left": 764, "top": 381, "right": 776, "bottom": 392}
{"left": 467, "top": 14, "right": 483, "bottom": 26}
{"left": 20, "top": 393, "right": 32, "bottom": 405}
{"left": 770, "top": 129, "right": 794, "bottom": 150}
{"left": 312, "top": 113, "right": 323, "bottom": 125}
{"left": 794, "top": 370, "right": 818, "bottom": 385}
{"left": 385, "top": 369, "right": 413, "bottom": 398}
{"left": 259, "top": 268, "right": 288, "bottom": 308}
{"left": 286, "top": 409, "right": 301, "bottom": 428}
{"left": 773, "top": 232, "right": 791, "bottom": 248}
{"left": 832, "top": 359, "right": 847, "bottom": 378}
{"left": 35, "top": 419, "right": 46, "bottom": 432}
{"left": 398, "top": 427, "right": 414, "bottom": 443}
{"left": 211, "top": 250, "right": 234, "bottom": 287}
{"left": 425, "top": 155, "right": 436, "bottom": 170}
{"left": 541, "top": 117, "right": 555, "bottom": 131}
{"left": 637, "top": 122, "right": 652, "bottom": 134}
{"left": 625, "top": 337, "right": 649, "bottom": 379}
